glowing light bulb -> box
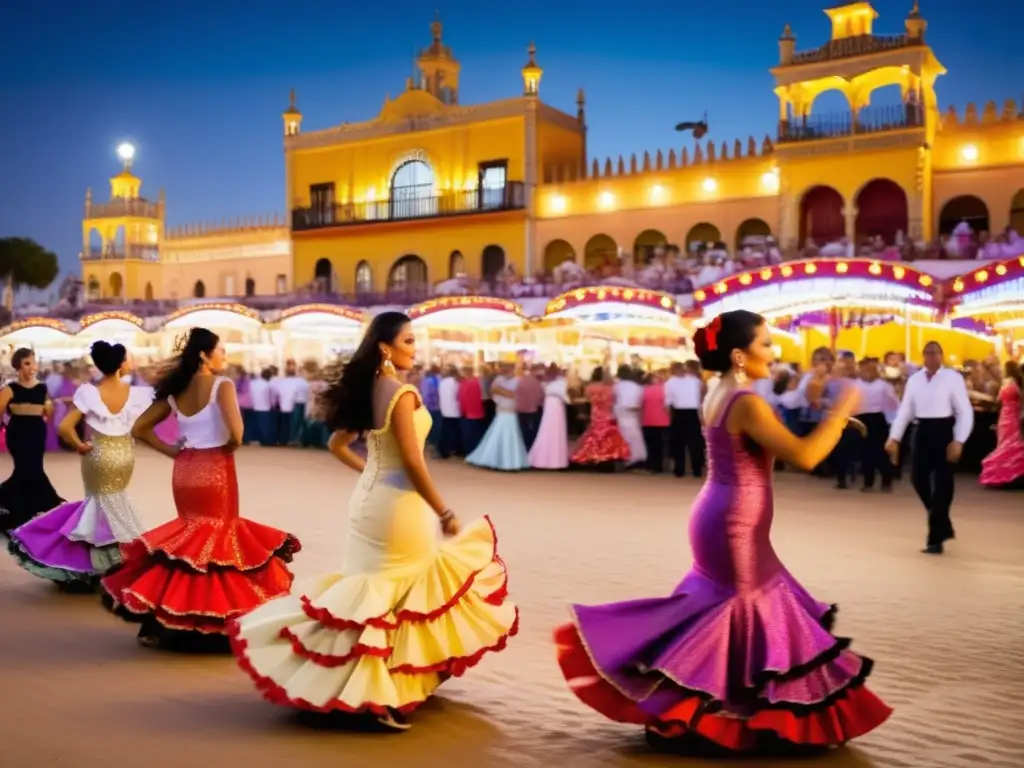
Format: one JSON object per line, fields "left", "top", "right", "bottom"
{"left": 702, "top": 177, "right": 717, "bottom": 193}
{"left": 960, "top": 144, "right": 978, "bottom": 162}
{"left": 550, "top": 194, "right": 567, "bottom": 213}
{"left": 116, "top": 142, "right": 136, "bottom": 163}
{"left": 598, "top": 191, "right": 615, "bottom": 209}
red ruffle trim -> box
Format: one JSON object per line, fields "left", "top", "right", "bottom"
{"left": 299, "top": 517, "right": 507, "bottom": 632}
{"left": 126, "top": 517, "right": 301, "bottom": 572}
{"left": 229, "top": 609, "right": 520, "bottom": 716}
{"left": 101, "top": 545, "right": 296, "bottom": 635}
{"left": 554, "top": 623, "right": 892, "bottom": 751}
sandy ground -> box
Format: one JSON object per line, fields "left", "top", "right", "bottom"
{"left": 1, "top": 446, "right": 1022, "bottom": 768}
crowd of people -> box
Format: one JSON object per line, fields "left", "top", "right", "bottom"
{"left": 0, "top": 304, "right": 1022, "bottom": 755}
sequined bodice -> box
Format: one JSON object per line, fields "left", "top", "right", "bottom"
{"left": 704, "top": 392, "right": 774, "bottom": 488}
{"left": 362, "top": 386, "right": 432, "bottom": 492}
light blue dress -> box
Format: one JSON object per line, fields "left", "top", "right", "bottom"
{"left": 466, "top": 376, "right": 529, "bottom": 471}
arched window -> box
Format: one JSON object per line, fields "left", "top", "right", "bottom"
{"left": 387, "top": 255, "right": 429, "bottom": 295}
{"left": 193, "top": 280, "right": 206, "bottom": 299}
{"left": 245, "top": 277, "right": 256, "bottom": 297}
{"left": 355, "top": 261, "right": 372, "bottom": 294}
{"left": 390, "top": 159, "right": 436, "bottom": 219}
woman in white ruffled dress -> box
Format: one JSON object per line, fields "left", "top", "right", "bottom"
{"left": 230, "top": 311, "right": 518, "bottom": 731}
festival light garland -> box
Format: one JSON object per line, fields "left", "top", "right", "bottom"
{"left": 279, "top": 304, "right": 365, "bottom": 323}
{"left": 0, "top": 317, "right": 73, "bottom": 336}
{"left": 79, "top": 311, "right": 144, "bottom": 329}
{"left": 407, "top": 296, "right": 525, "bottom": 320}
{"left": 544, "top": 286, "right": 676, "bottom": 317}
{"left": 164, "top": 302, "right": 262, "bottom": 323}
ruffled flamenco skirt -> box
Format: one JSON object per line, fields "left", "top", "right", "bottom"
{"left": 230, "top": 516, "right": 519, "bottom": 717}
{"left": 571, "top": 415, "right": 631, "bottom": 466}
{"left": 7, "top": 435, "right": 145, "bottom": 586}
{"left": 466, "top": 411, "right": 529, "bottom": 472}
{"left": 979, "top": 412, "right": 1024, "bottom": 488}
{"left": 555, "top": 569, "right": 892, "bottom": 753}
{"left": 100, "top": 448, "right": 300, "bottom": 636}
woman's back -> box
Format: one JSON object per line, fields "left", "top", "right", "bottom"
{"left": 169, "top": 376, "right": 230, "bottom": 449}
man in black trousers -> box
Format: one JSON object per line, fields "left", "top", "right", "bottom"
{"left": 886, "top": 342, "right": 973, "bottom": 554}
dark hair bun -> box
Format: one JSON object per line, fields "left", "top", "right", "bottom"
{"left": 692, "top": 310, "right": 765, "bottom": 374}
{"left": 91, "top": 341, "right": 128, "bottom": 376}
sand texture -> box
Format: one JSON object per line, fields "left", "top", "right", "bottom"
{"left": 1, "top": 446, "right": 1022, "bottom": 768}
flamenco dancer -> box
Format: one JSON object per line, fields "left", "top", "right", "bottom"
{"left": 554, "top": 310, "right": 891, "bottom": 755}
{"left": 8, "top": 342, "right": 148, "bottom": 588}
{"left": 571, "top": 367, "right": 630, "bottom": 469}
{"left": 0, "top": 348, "right": 64, "bottom": 536}
{"left": 101, "top": 328, "right": 300, "bottom": 649}
{"left": 231, "top": 312, "right": 518, "bottom": 731}
{"left": 886, "top": 341, "right": 973, "bottom": 554}
{"left": 979, "top": 361, "right": 1024, "bottom": 489}
{"left": 465, "top": 361, "right": 529, "bottom": 471}
{"left": 528, "top": 364, "right": 570, "bottom": 470}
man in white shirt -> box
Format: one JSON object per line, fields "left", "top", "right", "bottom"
{"left": 270, "top": 360, "right": 309, "bottom": 446}
{"left": 855, "top": 357, "right": 900, "bottom": 492}
{"left": 437, "top": 366, "right": 462, "bottom": 459}
{"left": 886, "top": 341, "right": 974, "bottom": 554}
{"left": 664, "top": 361, "right": 705, "bottom": 478}
{"left": 248, "top": 369, "right": 274, "bottom": 446}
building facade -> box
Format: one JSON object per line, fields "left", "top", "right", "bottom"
{"left": 79, "top": 3, "right": 1024, "bottom": 302}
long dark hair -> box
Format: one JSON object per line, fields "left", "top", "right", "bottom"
{"left": 153, "top": 328, "right": 220, "bottom": 400}
{"left": 320, "top": 311, "right": 411, "bottom": 433}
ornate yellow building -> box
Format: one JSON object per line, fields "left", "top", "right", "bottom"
{"left": 80, "top": 152, "right": 290, "bottom": 302}
{"left": 81, "top": 4, "right": 1024, "bottom": 301}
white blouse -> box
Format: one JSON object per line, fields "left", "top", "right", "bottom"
{"left": 544, "top": 378, "right": 569, "bottom": 403}
{"left": 73, "top": 383, "right": 153, "bottom": 437}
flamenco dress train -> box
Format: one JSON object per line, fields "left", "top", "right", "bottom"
{"left": 8, "top": 385, "right": 150, "bottom": 585}
{"left": 0, "top": 383, "right": 63, "bottom": 536}
{"left": 529, "top": 380, "right": 570, "bottom": 470}
{"left": 231, "top": 385, "right": 518, "bottom": 716}
{"left": 572, "top": 384, "right": 630, "bottom": 465}
{"left": 101, "top": 377, "right": 300, "bottom": 637}
{"left": 979, "top": 382, "right": 1024, "bottom": 488}
{"left": 466, "top": 397, "right": 529, "bottom": 472}
{"left": 555, "top": 390, "right": 891, "bottom": 752}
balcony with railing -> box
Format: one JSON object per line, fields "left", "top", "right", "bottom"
{"left": 80, "top": 244, "right": 161, "bottom": 262}
{"left": 789, "top": 33, "right": 921, "bottom": 66}
{"left": 778, "top": 102, "right": 924, "bottom": 144}
{"left": 86, "top": 198, "right": 162, "bottom": 219}
{"left": 292, "top": 182, "right": 526, "bottom": 232}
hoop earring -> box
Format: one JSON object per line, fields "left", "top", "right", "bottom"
{"left": 735, "top": 362, "right": 748, "bottom": 386}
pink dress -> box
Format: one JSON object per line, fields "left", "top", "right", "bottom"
{"left": 979, "top": 382, "right": 1024, "bottom": 487}
{"left": 529, "top": 378, "right": 570, "bottom": 469}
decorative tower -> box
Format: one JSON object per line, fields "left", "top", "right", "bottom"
{"left": 905, "top": 0, "right": 926, "bottom": 41}
{"left": 417, "top": 15, "right": 460, "bottom": 104}
{"left": 577, "top": 88, "right": 587, "bottom": 177}
{"left": 283, "top": 88, "right": 302, "bottom": 137}
{"left": 778, "top": 24, "right": 795, "bottom": 66}
{"left": 80, "top": 143, "right": 164, "bottom": 302}
{"left": 521, "top": 42, "right": 542, "bottom": 96}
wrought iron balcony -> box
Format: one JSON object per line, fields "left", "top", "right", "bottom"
{"left": 778, "top": 103, "right": 924, "bottom": 143}
{"left": 80, "top": 245, "right": 161, "bottom": 262}
{"left": 292, "top": 182, "right": 525, "bottom": 232}
{"left": 86, "top": 198, "right": 161, "bottom": 219}
{"left": 789, "top": 34, "right": 921, "bottom": 66}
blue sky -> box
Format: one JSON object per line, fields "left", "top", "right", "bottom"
{"left": 1, "top": 0, "right": 1018, "bottom": 285}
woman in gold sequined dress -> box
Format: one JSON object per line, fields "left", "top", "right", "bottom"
{"left": 8, "top": 342, "right": 149, "bottom": 589}
{"left": 230, "top": 311, "right": 518, "bottom": 731}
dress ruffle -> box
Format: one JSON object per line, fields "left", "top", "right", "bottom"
{"left": 555, "top": 572, "right": 891, "bottom": 751}
{"left": 101, "top": 517, "right": 300, "bottom": 634}
{"left": 230, "top": 515, "right": 518, "bottom": 716}
{"left": 6, "top": 497, "right": 132, "bottom": 585}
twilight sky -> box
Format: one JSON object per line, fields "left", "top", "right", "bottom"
{"left": 1, "top": 0, "right": 1018, "bottom": 284}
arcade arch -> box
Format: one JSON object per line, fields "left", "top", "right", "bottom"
{"left": 108, "top": 272, "right": 123, "bottom": 299}
{"left": 543, "top": 239, "right": 575, "bottom": 273}
{"left": 388, "top": 255, "right": 429, "bottom": 294}
{"left": 685, "top": 223, "right": 721, "bottom": 251}
{"left": 735, "top": 218, "right": 772, "bottom": 249}
{"left": 481, "top": 245, "right": 506, "bottom": 284}
{"left": 633, "top": 229, "right": 667, "bottom": 264}
{"left": 938, "top": 195, "right": 990, "bottom": 236}
{"left": 799, "top": 185, "right": 845, "bottom": 245}
{"left": 855, "top": 179, "right": 908, "bottom": 245}
{"left": 1010, "top": 189, "right": 1024, "bottom": 234}
{"left": 583, "top": 234, "right": 617, "bottom": 271}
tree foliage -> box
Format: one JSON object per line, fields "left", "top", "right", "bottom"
{"left": 0, "top": 237, "right": 61, "bottom": 290}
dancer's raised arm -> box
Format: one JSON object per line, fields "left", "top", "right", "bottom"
{"left": 730, "top": 385, "right": 859, "bottom": 472}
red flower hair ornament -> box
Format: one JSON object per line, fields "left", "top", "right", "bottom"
{"left": 703, "top": 316, "right": 722, "bottom": 352}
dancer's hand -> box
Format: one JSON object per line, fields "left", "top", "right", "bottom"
{"left": 440, "top": 511, "right": 460, "bottom": 537}
{"left": 884, "top": 439, "right": 899, "bottom": 463}
{"left": 946, "top": 440, "right": 963, "bottom": 464}
{"left": 76, "top": 441, "right": 93, "bottom": 455}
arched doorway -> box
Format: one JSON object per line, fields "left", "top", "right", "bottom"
{"left": 735, "top": 218, "right": 772, "bottom": 249}
{"left": 193, "top": 280, "right": 206, "bottom": 299}
{"left": 314, "top": 258, "right": 333, "bottom": 292}
{"left": 86, "top": 276, "right": 100, "bottom": 300}
{"left": 245, "top": 277, "right": 256, "bottom": 296}
{"left": 799, "top": 185, "right": 845, "bottom": 246}
{"left": 388, "top": 255, "right": 429, "bottom": 295}
{"left": 390, "top": 159, "right": 436, "bottom": 219}
{"left": 355, "top": 261, "right": 373, "bottom": 294}
{"left": 482, "top": 245, "right": 506, "bottom": 284}
{"left": 543, "top": 239, "right": 575, "bottom": 273}
{"left": 855, "top": 179, "right": 908, "bottom": 245}
{"left": 1010, "top": 189, "right": 1024, "bottom": 233}
{"left": 449, "top": 250, "right": 465, "bottom": 278}
{"left": 685, "top": 223, "right": 722, "bottom": 252}
{"left": 144, "top": 282, "right": 154, "bottom": 301}
{"left": 938, "top": 195, "right": 990, "bottom": 235}
{"left": 108, "top": 272, "right": 123, "bottom": 299}
{"left": 583, "top": 234, "right": 617, "bottom": 271}
{"left": 633, "top": 229, "right": 667, "bottom": 264}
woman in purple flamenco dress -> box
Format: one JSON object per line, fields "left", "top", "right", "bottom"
{"left": 555, "top": 310, "right": 892, "bottom": 755}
